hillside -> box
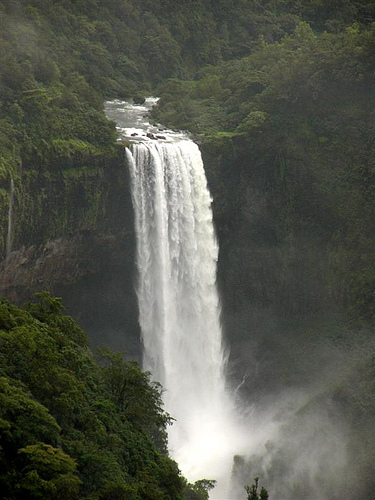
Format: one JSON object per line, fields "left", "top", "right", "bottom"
{"left": 0, "top": 292, "right": 188, "bottom": 499}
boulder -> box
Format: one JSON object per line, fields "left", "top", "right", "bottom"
{"left": 133, "top": 95, "right": 146, "bottom": 105}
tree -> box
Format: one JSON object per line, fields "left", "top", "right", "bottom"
{"left": 245, "top": 477, "right": 269, "bottom": 500}
{"left": 0, "top": 296, "right": 186, "bottom": 499}
{"left": 18, "top": 442, "right": 81, "bottom": 500}
{"left": 184, "top": 479, "right": 216, "bottom": 499}
{"left": 98, "top": 349, "right": 172, "bottom": 453}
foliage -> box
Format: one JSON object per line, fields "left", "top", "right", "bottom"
{"left": 153, "top": 20, "right": 375, "bottom": 324}
{"left": 0, "top": 293, "right": 186, "bottom": 499}
{"left": 98, "top": 349, "right": 172, "bottom": 454}
{"left": 17, "top": 442, "right": 81, "bottom": 500}
{"left": 0, "top": 1, "right": 374, "bottom": 496}
{"left": 0, "top": 0, "right": 370, "bottom": 180}
{"left": 245, "top": 477, "right": 269, "bottom": 500}
{"left": 183, "top": 479, "right": 217, "bottom": 499}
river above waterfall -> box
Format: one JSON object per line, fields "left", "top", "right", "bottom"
{"left": 105, "top": 97, "right": 188, "bottom": 142}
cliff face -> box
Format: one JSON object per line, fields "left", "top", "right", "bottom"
{"left": 202, "top": 137, "right": 333, "bottom": 314}
{"left": 201, "top": 138, "right": 375, "bottom": 500}
{"left": 0, "top": 146, "right": 140, "bottom": 356}
{"left": 200, "top": 137, "right": 373, "bottom": 397}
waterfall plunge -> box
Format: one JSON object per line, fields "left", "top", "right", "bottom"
{"left": 127, "top": 140, "right": 242, "bottom": 496}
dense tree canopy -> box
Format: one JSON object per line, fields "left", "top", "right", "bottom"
{"left": 0, "top": 293, "right": 187, "bottom": 499}
{"left": 1, "top": 0, "right": 373, "bottom": 184}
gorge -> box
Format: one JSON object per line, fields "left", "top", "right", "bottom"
{"left": 0, "top": 1, "right": 374, "bottom": 499}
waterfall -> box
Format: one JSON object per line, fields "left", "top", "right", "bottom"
{"left": 126, "top": 139, "right": 239, "bottom": 496}
{"left": 103, "top": 98, "right": 247, "bottom": 496}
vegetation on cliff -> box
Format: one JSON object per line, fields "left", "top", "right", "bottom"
{"left": 152, "top": 20, "right": 375, "bottom": 325}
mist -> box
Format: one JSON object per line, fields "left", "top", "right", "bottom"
{"left": 218, "top": 300, "right": 375, "bottom": 499}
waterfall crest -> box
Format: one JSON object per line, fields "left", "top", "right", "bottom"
{"left": 127, "top": 139, "right": 237, "bottom": 494}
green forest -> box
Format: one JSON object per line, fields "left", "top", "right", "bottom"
{"left": 0, "top": 0, "right": 374, "bottom": 499}
{"left": 0, "top": 292, "right": 220, "bottom": 499}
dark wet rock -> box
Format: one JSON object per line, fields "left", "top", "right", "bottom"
{"left": 133, "top": 95, "right": 146, "bottom": 105}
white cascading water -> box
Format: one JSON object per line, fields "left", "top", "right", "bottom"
{"left": 105, "top": 99, "right": 247, "bottom": 497}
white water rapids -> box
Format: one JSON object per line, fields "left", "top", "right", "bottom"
{"left": 105, "top": 99, "right": 248, "bottom": 498}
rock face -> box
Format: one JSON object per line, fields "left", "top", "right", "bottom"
{"left": 0, "top": 147, "right": 140, "bottom": 356}
{"left": 0, "top": 232, "right": 140, "bottom": 357}
{"left": 1, "top": 232, "right": 120, "bottom": 300}
{"left": 1, "top": 237, "right": 88, "bottom": 303}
